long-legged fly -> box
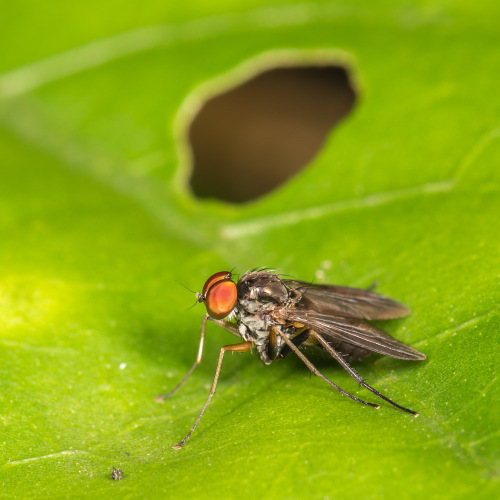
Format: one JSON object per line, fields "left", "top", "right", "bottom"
{"left": 158, "top": 269, "right": 426, "bottom": 449}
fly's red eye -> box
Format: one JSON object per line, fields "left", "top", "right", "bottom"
{"left": 205, "top": 279, "right": 237, "bottom": 319}
{"left": 202, "top": 271, "right": 232, "bottom": 297}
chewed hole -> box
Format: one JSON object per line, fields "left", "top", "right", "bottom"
{"left": 188, "top": 64, "right": 357, "bottom": 204}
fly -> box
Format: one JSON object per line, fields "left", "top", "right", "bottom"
{"left": 158, "top": 269, "right": 426, "bottom": 449}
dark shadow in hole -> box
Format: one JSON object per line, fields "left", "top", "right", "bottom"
{"left": 188, "top": 64, "right": 357, "bottom": 204}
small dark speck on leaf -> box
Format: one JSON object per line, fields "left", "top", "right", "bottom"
{"left": 110, "top": 468, "right": 124, "bottom": 481}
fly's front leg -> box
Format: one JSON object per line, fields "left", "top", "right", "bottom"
{"left": 173, "top": 341, "right": 253, "bottom": 450}
{"left": 208, "top": 317, "right": 241, "bottom": 338}
{"left": 156, "top": 313, "right": 210, "bottom": 402}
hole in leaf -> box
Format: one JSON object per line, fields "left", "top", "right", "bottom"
{"left": 188, "top": 64, "right": 357, "bottom": 204}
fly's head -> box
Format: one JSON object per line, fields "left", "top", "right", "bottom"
{"left": 237, "top": 271, "right": 292, "bottom": 314}
{"left": 198, "top": 271, "right": 237, "bottom": 320}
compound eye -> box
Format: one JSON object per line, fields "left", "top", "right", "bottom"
{"left": 205, "top": 279, "right": 237, "bottom": 319}
{"left": 202, "top": 271, "right": 232, "bottom": 297}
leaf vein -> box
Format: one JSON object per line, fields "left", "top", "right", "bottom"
{"left": 221, "top": 180, "right": 453, "bottom": 239}
{"left": 2, "top": 450, "right": 87, "bottom": 467}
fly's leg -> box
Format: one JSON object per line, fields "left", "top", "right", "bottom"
{"left": 156, "top": 313, "right": 211, "bottom": 402}
{"left": 310, "top": 331, "right": 419, "bottom": 416}
{"left": 156, "top": 315, "right": 242, "bottom": 402}
{"left": 276, "top": 330, "right": 379, "bottom": 409}
{"left": 208, "top": 317, "right": 242, "bottom": 337}
{"left": 276, "top": 329, "right": 311, "bottom": 360}
{"left": 173, "top": 341, "right": 253, "bottom": 450}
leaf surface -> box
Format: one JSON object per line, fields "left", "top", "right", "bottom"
{"left": 0, "top": 2, "right": 499, "bottom": 498}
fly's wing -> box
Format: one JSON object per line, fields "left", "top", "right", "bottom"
{"left": 285, "top": 280, "right": 410, "bottom": 320}
{"left": 283, "top": 308, "right": 426, "bottom": 361}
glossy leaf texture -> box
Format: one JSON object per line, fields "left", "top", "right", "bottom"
{"left": 0, "top": 1, "right": 499, "bottom": 498}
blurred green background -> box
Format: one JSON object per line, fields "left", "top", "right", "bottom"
{"left": 0, "top": 1, "right": 499, "bottom": 498}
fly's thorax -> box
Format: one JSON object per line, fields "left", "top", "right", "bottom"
{"left": 236, "top": 271, "right": 293, "bottom": 313}
{"left": 236, "top": 308, "right": 273, "bottom": 364}
{"left": 235, "top": 270, "right": 301, "bottom": 364}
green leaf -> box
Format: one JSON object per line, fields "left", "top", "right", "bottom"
{"left": 1, "top": 2, "right": 499, "bottom": 498}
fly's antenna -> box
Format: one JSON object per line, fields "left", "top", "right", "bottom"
{"left": 175, "top": 280, "right": 203, "bottom": 310}
{"left": 185, "top": 299, "right": 200, "bottom": 311}
{"left": 175, "top": 280, "right": 197, "bottom": 295}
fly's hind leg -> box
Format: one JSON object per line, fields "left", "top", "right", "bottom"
{"left": 310, "top": 331, "right": 419, "bottom": 416}
{"left": 276, "top": 328, "right": 312, "bottom": 360}
{"left": 268, "top": 321, "right": 311, "bottom": 361}
{"left": 276, "top": 329, "right": 379, "bottom": 409}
